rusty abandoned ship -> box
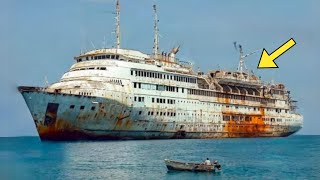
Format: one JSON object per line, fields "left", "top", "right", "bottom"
{"left": 19, "top": 1, "right": 302, "bottom": 141}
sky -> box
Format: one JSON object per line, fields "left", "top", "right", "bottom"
{"left": 1, "top": 0, "right": 319, "bottom": 136}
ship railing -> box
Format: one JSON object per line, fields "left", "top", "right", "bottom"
{"left": 17, "top": 86, "right": 45, "bottom": 92}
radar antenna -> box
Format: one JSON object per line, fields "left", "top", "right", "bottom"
{"left": 233, "top": 42, "right": 261, "bottom": 73}
{"left": 115, "top": 0, "right": 121, "bottom": 49}
{"left": 153, "top": 3, "right": 159, "bottom": 59}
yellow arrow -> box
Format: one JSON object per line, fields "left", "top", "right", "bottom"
{"left": 257, "top": 38, "right": 296, "bottom": 68}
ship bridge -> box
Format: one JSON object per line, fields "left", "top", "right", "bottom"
{"left": 73, "top": 47, "right": 194, "bottom": 75}
{"left": 75, "top": 48, "right": 150, "bottom": 63}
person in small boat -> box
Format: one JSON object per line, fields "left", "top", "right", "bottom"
{"left": 204, "top": 158, "right": 211, "bottom": 165}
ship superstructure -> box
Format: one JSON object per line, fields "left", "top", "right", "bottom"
{"left": 18, "top": 1, "right": 302, "bottom": 140}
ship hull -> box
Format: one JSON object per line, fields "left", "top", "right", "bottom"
{"left": 19, "top": 86, "right": 302, "bottom": 141}
{"left": 36, "top": 129, "right": 299, "bottom": 141}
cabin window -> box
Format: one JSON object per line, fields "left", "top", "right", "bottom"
{"left": 111, "top": 55, "right": 115, "bottom": 59}
{"left": 100, "top": 67, "right": 106, "bottom": 70}
{"left": 138, "top": 97, "right": 144, "bottom": 102}
{"left": 139, "top": 111, "right": 142, "bottom": 115}
{"left": 91, "top": 106, "right": 96, "bottom": 111}
{"left": 80, "top": 106, "right": 85, "bottom": 110}
{"left": 70, "top": 105, "right": 75, "bottom": 109}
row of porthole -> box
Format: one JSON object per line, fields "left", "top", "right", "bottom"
{"left": 79, "top": 92, "right": 92, "bottom": 96}
{"left": 144, "top": 111, "right": 177, "bottom": 117}
{"left": 137, "top": 110, "right": 224, "bottom": 118}
{"left": 130, "top": 94, "right": 278, "bottom": 112}
{"left": 70, "top": 105, "right": 95, "bottom": 111}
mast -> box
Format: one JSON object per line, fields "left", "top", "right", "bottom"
{"left": 153, "top": 4, "right": 159, "bottom": 58}
{"left": 234, "top": 42, "right": 261, "bottom": 74}
{"left": 237, "top": 45, "right": 245, "bottom": 73}
{"left": 115, "top": 0, "right": 121, "bottom": 49}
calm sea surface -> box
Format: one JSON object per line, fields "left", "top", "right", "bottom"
{"left": 0, "top": 135, "right": 319, "bottom": 180}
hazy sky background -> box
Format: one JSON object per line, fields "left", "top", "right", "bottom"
{"left": 1, "top": 0, "right": 319, "bottom": 136}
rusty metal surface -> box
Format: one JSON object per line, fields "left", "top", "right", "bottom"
{"left": 19, "top": 84, "right": 302, "bottom": 141}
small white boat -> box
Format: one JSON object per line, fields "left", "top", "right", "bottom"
{"left": 164, "top": 159, "right": 221, "bottom": 172}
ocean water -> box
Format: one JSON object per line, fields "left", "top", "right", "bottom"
{"left": 0, "top": 135, "right": 319, "bottom": 180}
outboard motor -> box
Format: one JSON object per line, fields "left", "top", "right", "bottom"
{"left": 213, "top": 160, "right": 221, "bottom": 170}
